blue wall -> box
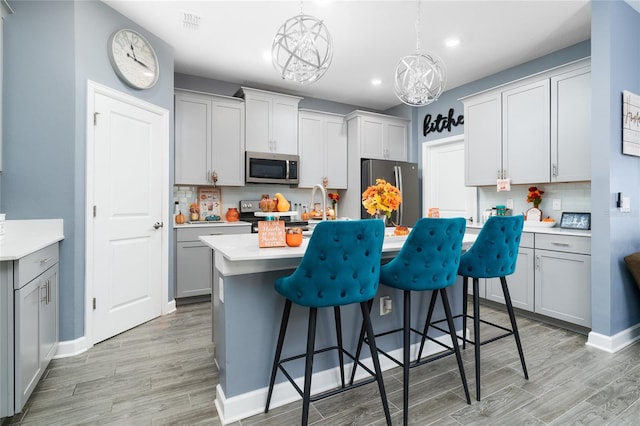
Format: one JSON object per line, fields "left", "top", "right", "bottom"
{"left": 591, "top": 0, "right": 640, "bottom": 337}
{"left": 1, "top": 0, "right": 175, "bottom": 341}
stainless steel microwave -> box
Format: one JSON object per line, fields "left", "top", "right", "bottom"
{"left": 245, "top": 151, "right": 299, "bottom": 185}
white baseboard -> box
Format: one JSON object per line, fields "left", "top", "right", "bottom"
{"left": 54, "top": 335, "right": 90, "bottom": 358}
{"left": 215, "top": 333, "right": 457, "bottom": 425}
{"left": 586, "top": 322, "right": 640, "bottom": 353}
{"left": 165, "top": 299, "right": 176, "bottom": 314}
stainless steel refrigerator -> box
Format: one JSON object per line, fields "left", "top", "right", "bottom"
{"left": 361, "top": 158, "right": 420, "bottom": 227}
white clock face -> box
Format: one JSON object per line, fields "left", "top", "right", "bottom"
{"left": 108, "top": 29, "right": 159, "bottom": 90}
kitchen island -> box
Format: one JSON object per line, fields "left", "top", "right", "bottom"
{"left": 201, "top": 230, "right": 476, "bottom": 424}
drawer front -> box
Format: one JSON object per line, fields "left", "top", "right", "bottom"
{"left": 176, "top": 225, "right": 251, "bottom": 242}
{"left": 15, "top": 244, "right": 59, "bottom": 290}
{"left": 535, "top": 234, "right": 590, "bottom": 255}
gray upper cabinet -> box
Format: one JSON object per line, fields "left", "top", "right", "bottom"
{"left": 462, "top": 58, "right": 591, "bottom": 186}
{"left": 237, "top": 87, "right": 302, "bottom": 155}
{"left": 298, "top": 110, "right": 347, "bottom": 189}
{"left": 463, "top": 93, "right": 502, "bottom": 186}
{"left": 502, "top": 79, "right": 551, "bottom": 184}
{"left": 551, "top": 66, "right": 591, "bottom": 182}
{"left": 174, "top": 90, "right": 245, "bottom": 186}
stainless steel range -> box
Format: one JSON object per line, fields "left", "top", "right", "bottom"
{"left": 239, "top": 200, "right": 308, "bottom": 233}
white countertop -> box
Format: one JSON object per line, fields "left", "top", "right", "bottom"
{"left": 200, "top": 231, "right": 477, "bottom": 262}
{"left": 0, "top": 219, "right": 65, "bottom": 261}
{"left": 467, "top": 221, "right": 591, "bottom": 237}
{"left": 173, "top": 220, "right": 251, "bottom": 229}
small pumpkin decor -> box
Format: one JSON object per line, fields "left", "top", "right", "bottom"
{"left": 175, "top": 211, "right": 186, "bottom": 224}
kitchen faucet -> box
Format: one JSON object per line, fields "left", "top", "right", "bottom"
{"left": 310, "top": 184, "right": 327, "bottom": 221}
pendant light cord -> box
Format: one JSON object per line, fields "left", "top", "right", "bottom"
{"left": 415, "top": 0, "right": 422, "bottom": 53}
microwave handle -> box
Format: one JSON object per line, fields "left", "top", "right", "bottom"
{"left": 286, "top": 160, "right": 290, "bottom": 180}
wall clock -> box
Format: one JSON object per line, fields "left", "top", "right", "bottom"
{"left": 108, "top": 29, "right": 159, "bottom": 90}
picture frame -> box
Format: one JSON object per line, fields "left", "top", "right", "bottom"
{"left": 197, "top": 186, "right": 222, "bottom": 220}
{"left": 560, "top": 212, "right": 591, "bottom": 230}
{"left": 622, "top": 90, "right": 640, "bottom": 157}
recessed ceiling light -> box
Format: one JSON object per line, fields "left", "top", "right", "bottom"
{"left": 371, "top": 79, "right": 382, "bottom": 86}
{"left": 445, "top": 38, "right": 460, "bottom": 48}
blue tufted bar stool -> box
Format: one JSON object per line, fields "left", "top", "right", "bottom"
{"left": 350, "top": 217, "right": 471, "bottom": 426}
{"left": 457, "top": 215, "right": 528, "bottom": 401}
{"left": 264, "top": 219, "right": 391, "bottom": 426}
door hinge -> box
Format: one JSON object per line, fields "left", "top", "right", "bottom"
{"left": 93, "top": 297, "right": 96, "bottom": 310}
{"left": 94, "top": 112, "right": 100, "bottom": 125}
{"left": 93, "top": 205, "right": 97, "bottom": 217}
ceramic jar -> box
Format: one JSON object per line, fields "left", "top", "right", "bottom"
{"left": 286, "top": 228, "right": 303, "bottom": 247}
{"left": 226, "top": 207, "right": 239, "bottom": 222}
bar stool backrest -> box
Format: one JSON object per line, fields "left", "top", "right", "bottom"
{"left": 380, "top": 217, "right": 466, "bottom": 291}
{"left": 275, "top": 220, "right": 385, "bottom": 308}
{"left": 459, "top": 215, "right": 524, "bottom": 279}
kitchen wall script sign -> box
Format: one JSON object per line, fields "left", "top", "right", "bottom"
{"left": 622, "top": 90, "right": 640, "bottom": 157}
{"left": 423, "top": 108, "right": 464, "bottom": 136}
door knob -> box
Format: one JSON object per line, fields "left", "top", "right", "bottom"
{"left": 153, "top": 222, "right": 164, "bottom": 229}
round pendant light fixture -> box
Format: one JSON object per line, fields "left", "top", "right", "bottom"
{"left": 272, "top": 4, "right": 333, "bottom": 84}
{"left": 394, "top": 1, "right": 447, "bottom": 106}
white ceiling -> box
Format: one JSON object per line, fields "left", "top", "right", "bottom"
{"left": 103, "top": 0, "right": 592, "bottom": 111}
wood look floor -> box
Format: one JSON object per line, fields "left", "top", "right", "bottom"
{"left": 5, "top": 301, "right": 640, "bottom": 426}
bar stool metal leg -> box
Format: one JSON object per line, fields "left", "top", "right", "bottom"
{"left": 265, "top": 299, "right": 292, "bottom": 413}
{"left": 334, "top": 307, "right": 346, "bottom": 388}
{"left": 402, "top": 290, "right": 411, "bottom": 426}
{"left": 462, "top": 277, "right": 469, "bottom": 350}
{"left": 348, "top": 299, "right": 373, "bottom": 386}
{"left": 440, "top": 288, "right": 471, "bottom": 404}
{"left": 360, "top": 301, "right": 392, "bottom": 426}
{"left": 501, "top": 277, "right": 529, "bottom": 380}
{"left": 301, "top": 307, "right": 318, "bottom": 426}
{"left": 416, "top": 291, "right": 439, "bottom": 362}
{"left": 473, "top": 277, "right": 481, "bottom": 401}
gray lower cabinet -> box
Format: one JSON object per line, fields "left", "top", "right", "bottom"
{"left": 0, "top": 262, "right": 13, "bottom": 419}
{"left": 13, "top": 243, "right": 59, "bottom": 413}
{"left": 534, "top": 234, "right": 591, "bottom": 327}
{"left": 467, "top": 228, "right": 591, "bottom": 328}
{"left": 175, "top": 225, "right": 250, "bottom": 298}
{"left": 486, "top": 232, "right": 535, "bottom": 311}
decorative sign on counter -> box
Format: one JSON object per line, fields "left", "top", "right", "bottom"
{"left": 258, "top": 220, "right": 286, "bottom": 247}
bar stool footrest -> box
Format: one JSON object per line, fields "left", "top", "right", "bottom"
{"left": 430, "top": 314, "right": 515, "bottom": 348}
{"left": 276, "top": 345, "right": 380, "bottom": 403}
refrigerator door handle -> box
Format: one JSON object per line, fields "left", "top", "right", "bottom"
{"left": 395, "top": 165, "right": 403, "bottom": 226}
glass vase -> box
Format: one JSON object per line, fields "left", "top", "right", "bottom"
{"left": 372, "top": 211, "right": 387, "bottom": 227}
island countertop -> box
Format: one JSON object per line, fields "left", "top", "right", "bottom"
{"left": 200, "top": 231, "right": 476, "bottom": 276}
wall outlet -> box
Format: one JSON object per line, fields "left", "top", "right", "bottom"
{"left": 552, "top": 199, "right": 562, "bottom": 210}
{"left": 506, "top": 199, "right": 514, "bottom": 209}
{"left": 379, "top": 296, "right": 392, "bottom": 316}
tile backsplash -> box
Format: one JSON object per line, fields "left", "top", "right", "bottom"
{"left": 478, "top": 182, "right": 591, "bottom": 223}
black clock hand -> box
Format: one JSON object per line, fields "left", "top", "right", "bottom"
{"left": 130, "top": 43, "right": 137, "bottom": 60}
{"left": 126, "top": 52, "right": 149, "bottom": 69}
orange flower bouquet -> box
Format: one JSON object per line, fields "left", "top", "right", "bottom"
{"left": 526, "top": 186, "right": 544, "bottom": 208}
{"left": 362, "top": 179, "right": 402, "bottom": 218}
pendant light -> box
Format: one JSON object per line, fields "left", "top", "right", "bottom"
{"left": 272, "top": 1, "right": 333, "bottom": 84}
{"left": 394, "top": 0, "right": 447, "bottom": 106}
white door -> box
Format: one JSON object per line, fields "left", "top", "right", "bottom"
{"left": 87, "top": 82, "right": 168, "bottom": 344}
{"left": 423, "top": 135, "right": 476, "bottom": 219}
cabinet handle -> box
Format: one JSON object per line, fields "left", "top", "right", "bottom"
{"left": 40, "top": 284, "right": 48, "bottom": 303}
{"left": 551, "top": 242, "right": 571, "bottom": 247}
{"left": 535, "top": 255, "right": 540, "bottom": 270}
{"left": 552, "top": 164, "right": 558, "bottom": 177}
{"left": 40, "top": 256, "right": 54, "bottom": 265}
